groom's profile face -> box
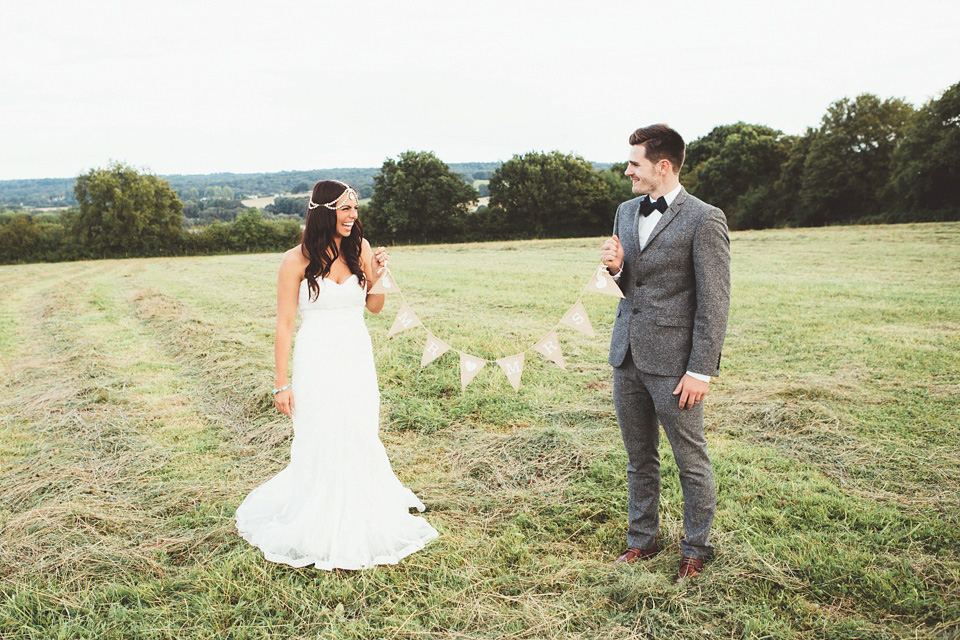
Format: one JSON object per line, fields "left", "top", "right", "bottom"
{"left": 625, "top": 144, "right": 662, "bottom": 196}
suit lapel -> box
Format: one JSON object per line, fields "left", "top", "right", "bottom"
{"left": 640, "top": 188, "right": 687, "bottom": 253}
{"left": 621, "top": 199, "right": 641, "bottom": 263}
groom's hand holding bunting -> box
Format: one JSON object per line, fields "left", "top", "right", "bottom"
{"left": 600, "top": 235, "right": 624, "bottom": 276}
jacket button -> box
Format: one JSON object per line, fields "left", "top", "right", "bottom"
{"left": 632, "top": 307, "right": 640, "bottom": 314}
{"left": 635, "top": 279, "right": 642, "bottom": 287}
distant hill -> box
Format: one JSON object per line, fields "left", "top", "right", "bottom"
{"left": 1, "top": 163, "right": 499, "bottom": 209}
{"left": 0, "top": 161, "right": 617, "bottom": 209}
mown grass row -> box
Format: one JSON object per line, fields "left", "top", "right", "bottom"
{"left": 1, "top": 223, "right": 958, "bottom": 638}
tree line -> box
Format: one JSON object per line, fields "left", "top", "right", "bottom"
{"left": 0, "top": 163, "right": 302, "bottom": 263}
{"left": 365, "top": 82, "right": 958, "bottom": 242}
{"left": 1, "top": 81, "right": 956, "bottom": 264}
{"left": 360, "top": 150, "right": 630, "bottom": 244}
{"left": 683, "top": 83, "right": 958, "bottom": 229}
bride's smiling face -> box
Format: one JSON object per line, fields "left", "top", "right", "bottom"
{"left": 333, "top": 193, "right": 359, "bottom": 237}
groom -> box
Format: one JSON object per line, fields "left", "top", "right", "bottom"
{"left": 600, "top": 124, "right": 730, "bottom": 583}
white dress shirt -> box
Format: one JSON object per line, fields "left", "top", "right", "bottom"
{"left": 638, "top": 183, "right": 682, "bottom": 248}
{"left": 611, "top": 184, "right": 710, "bottom": 383}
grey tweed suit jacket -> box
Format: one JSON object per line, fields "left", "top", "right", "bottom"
{"left": 608, "top": 188, "right": 731, "bottom": 377}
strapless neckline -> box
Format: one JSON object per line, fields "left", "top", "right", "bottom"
{"left": 301, "top": 273, "right": 358, "bottom": 287}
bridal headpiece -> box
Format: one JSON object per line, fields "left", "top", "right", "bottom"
{"left": 308, "top": 181, "right": 359, "bottom": 211}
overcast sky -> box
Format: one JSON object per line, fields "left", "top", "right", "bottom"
{"left": 3, "top": 0, "right": 958, "bottom": 181}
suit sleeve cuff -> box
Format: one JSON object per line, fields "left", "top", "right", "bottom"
{"left": 686, "top": 371, "right": 711, "bottom": 383}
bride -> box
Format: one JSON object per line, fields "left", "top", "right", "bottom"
{"left": 234, "top": 179, "right": 438, "bottom": 569}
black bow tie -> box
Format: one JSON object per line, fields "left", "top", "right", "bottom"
{"left": 639, "top": 196, "right": 668, "bottom": 217}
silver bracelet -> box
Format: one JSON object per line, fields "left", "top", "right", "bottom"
{"left": 272, "top": 383, "right": 291, "bottom": 395}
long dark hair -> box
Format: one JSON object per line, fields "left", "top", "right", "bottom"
{"left": 301, "top": 180, "right": 366, "bottom": 301}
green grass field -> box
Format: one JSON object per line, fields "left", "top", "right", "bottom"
{"left": 1, "top": 223, "right": 958, "bottom": 639}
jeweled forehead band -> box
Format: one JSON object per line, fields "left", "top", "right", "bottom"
{"left": 308, "top": 182, "right": 359, "bottom": 210}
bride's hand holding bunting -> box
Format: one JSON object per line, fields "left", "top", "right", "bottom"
{"left": 377, "top": 264, "right": 623, "bottom": 392}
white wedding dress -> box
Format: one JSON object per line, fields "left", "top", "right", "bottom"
{"left": 235, "top": 273, "right": 438, "bottom": 569}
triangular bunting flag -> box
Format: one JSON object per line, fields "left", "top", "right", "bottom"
{"left": 533, "top": 331, "right": 566, "bottom": 370}
{"left": 559, "top": 300, "right": 596, "bottom": 337}
{"left": 388, "top": 302, "right": 422, "bottom": 338}
{"left": 496, "top": 353, "right": 525, "bottom": 392}
{"left": 421, "top": 333, "right": 451, "bottom": 367}
{"left": 369, "top": 269, "right": 400, "bottom": 294}
{"left": 587, "top": 266, "right": 624, "bottom": 298}
{"left": 459, "top": 352, "right": 487, "bottom": 389}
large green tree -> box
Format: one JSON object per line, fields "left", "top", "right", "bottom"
{"left": 488, "top": 151, "right": 614, "bottom": 237}
{"left": 683, "top": 123, "right": 793, "bottom": 229}
{"left": 363, "top": 151, "right": 478, "bottom": 243}
{"left": 0, "top": 215, "right": 42, "bottom": 262}
{"left": 597, "top": 161, "right": 635, "bottom": 212}
{"left": 798, "top": 94, "right": 914, "bottom": 225}
{"left": 887, "top": 81, "right": 960, "bottom": 215}
{"left": 763, "top": 129, "right": 818, "bottom": 227}
{"left": 73, "top": 162, "right": 183, "bottom": 256}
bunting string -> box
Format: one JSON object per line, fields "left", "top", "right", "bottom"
{"left": 370, "top": 265, "right": 623, "bottom": 392}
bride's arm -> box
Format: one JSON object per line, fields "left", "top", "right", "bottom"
{"left": 361, "top": 239, "right": 386, "bottom": 314}
{"left": 274, "top": 251, "right": 301, "bottom": 417}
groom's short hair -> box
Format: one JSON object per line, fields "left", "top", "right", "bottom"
{"left": 629, "top": 124, "right": 685, "bottom": 174}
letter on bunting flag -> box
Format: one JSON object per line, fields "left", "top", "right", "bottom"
{"left": 459, "top": 352, "right": 486, "bottom": 389}
{"left": 369, "top": 269, "right": 400, "bottom": 294}
{"left": 533, "top": 331, "right": 566, "bottom": 370}
{"left": 388, "top": 303, "right": 422, "bottom": 338}
{"left": 421, "top": 333, "right": 451, "bottom": 367}
{"left": 496, "top": 353, "right": 525, "bottom": 392}
{"left": 559, "top": 300, "right": 595, "bottom": 337}
{"left": 587, "top": 266, "right": 624, "bottom": 298}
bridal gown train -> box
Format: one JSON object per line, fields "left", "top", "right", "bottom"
{"left": 235, "top": 273, "right": 438, "bottom": 569}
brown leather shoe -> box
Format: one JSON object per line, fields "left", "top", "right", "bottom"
{"left": 612, "top": 545, "right": 661, "bottom": 565}
{"left": 673, "top": 556, "right": 706, "bottom": 583}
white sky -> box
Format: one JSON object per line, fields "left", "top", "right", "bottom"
{"left": 2, "top": 0, "right": 958, "bottom": 180}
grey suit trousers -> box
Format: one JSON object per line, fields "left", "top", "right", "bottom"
{"left": 613, "top": 347, "right": 716, "bottom": 559}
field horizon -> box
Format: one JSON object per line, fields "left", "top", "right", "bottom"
{"left": 1, "top": 222, "right": 958, "bottom": 639}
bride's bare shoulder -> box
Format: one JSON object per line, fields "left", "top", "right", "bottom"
{"left": 282, "top": 244, "right": 308, "bottom": 260}
{"left": 279, "top": 245, "right": 309, "bottom": 278}
{"left": 281, "top": 245, "right": 309, "bottom": 264}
